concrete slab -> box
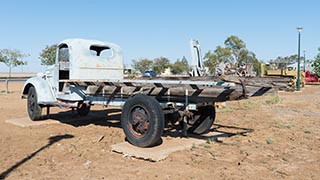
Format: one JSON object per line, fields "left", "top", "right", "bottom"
{"left": 5, "top": 118, "right": 60, "bottom": 127}
{"left": 111, "top": 131, "right": 225, "bottom": 162}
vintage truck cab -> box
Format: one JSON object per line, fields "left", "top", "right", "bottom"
{"left": 22, "top": 39, "right": 124, "bottom": 118}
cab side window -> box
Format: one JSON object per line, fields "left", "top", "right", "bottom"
{"left": 58, "top": 44, "right": 69, "bottom": 84}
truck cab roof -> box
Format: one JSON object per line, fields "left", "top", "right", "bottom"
{"left": 58, "top": 38, "right": 122, "bottom": 53}
{"left": 56, "top": 38, "right": 124, "bottom": 80}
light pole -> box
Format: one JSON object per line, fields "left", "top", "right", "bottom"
{"left": 296, "top": 27, "right": 302, "bottom": 91}
{"left": 303, "top": 50, "right": 306, "bottom": 72}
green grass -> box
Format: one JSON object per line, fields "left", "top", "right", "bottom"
{"left": 206, "top": 138, "right": 212, "bottom": 144}
{"left": 275, "top": 124, "right": 293, "bottom": 129}
{"left": 217, "top": 107, "right": 237, "bottom": 113}
{"left": 203, "top": 138, "right": 213, "bottom": 149}
{"left": 304, "top": 130, "right": 312, "bottom": 134}
{"left": 264, "top": 95, "right": 281, "bottom": 105}
{"left": 266, "top": 137, "right": 273, "bottom": 144}
{"left": 285, "top": 125, "right": 293, "bottom": 129}
{"left": 243, "top": 100, "right": 254, "bottom": 108}
{"left": 203, "top": 144, "right": 211, "bottom": 149}
{"left": 282, "top": 157, "right": 288, "bottom": 162}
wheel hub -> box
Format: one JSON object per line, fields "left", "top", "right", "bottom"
{"left": 129, "top": 107, "right": 149, "bottom": 137}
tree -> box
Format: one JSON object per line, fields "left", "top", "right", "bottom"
{"left": 246, "top": 51, "right": 262, "bottom": 75}
{"left": 224, "top": 35, "right": 246, "bottom": 65}
{"left": 269, "top": 54, "right": 302, "bottom": 69}
{"left": 214, "top": 46, "right": 232, "bottom": 63}
{"left": 311, "top": 47, "right": 320, "bottom": 77}
{"left": 203, "top": 36, "right": 262, "bottom": 75}
{"left": 203, "top": 46, "right": 234, "bottom": 74}
{"left": 39, "top": 44, "right": 57, "bottom": 66}
{"left": 171, "top": 56, "right": 189, "bottom": 75}
{"left": 0, "top": 49, "right": 28, "bottom": 78}
{"left": 132, "top": 58, "right": 153, "bottom": 74}
{"left": 152, "top": 57, "right": 170, "bottom": 74}
{"left": 203, "top": 51, "right": 218, "bottom": 75}
{"left": 0, "top": 49, "right": 28, "bottom": 93}
{"left": 181, "top": 56, "right": 188, "bottom": 65}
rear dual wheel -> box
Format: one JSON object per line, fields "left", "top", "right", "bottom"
{"left": 188, "top": 105, "right": 216, "bottom": 134}
{"left": 77, "top": 102, "right": 90, "bottom": 116}
{"left": 121, "top": 94, "right": 164, "bottom": 148}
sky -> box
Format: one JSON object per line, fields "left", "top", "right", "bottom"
{"left": 0, "top": 0, "right": 319, "bottom": 72}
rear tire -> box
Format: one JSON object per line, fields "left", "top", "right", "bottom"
{"left": 188, "top": 105, "right": 216, "bottom": 134}
{"left": 121, "top": 94, "right": 164, "bottom": 147}
{"left": 27, "top": 86, "right": 42, "bottom": 120}
{"left": 77, "top": 102, "right": 91, "bottom": 116}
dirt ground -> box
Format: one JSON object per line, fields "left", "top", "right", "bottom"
{"left": 0, "top": 81, "right": 319, "bottom": 180}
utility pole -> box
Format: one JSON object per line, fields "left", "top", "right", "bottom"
{"left": 296, "top": 27, "right": 302, "bottom": 91}
{"left": 303, "top": 50, "right": 306, "bottom": 72}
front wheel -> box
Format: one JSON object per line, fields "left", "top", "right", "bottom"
{"left": 121, "top": 94, "right": 164, "bottom": 147}
{"left": 27, "top": 86, "right": 42, "bottom": 120}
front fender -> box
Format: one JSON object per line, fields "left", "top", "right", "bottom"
{"left": 22, "top": 76, "right": 56, "bottom": 104}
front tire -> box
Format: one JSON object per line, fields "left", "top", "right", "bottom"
{"left": 121, "top": 94, "right": 164, "bottom": 147}
{"left": 27, "top": 86, "right": 42, "bottom": 120}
